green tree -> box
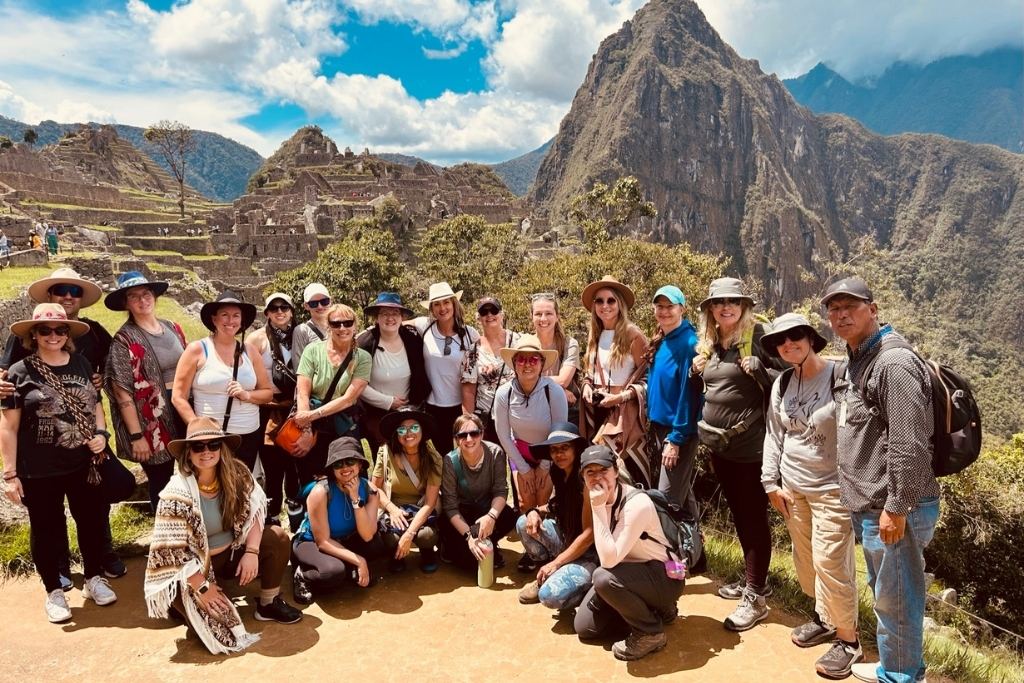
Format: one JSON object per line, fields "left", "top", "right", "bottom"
{"left": 22, "top": 129, "right": 37, "bottom": 146}
{"left": 567, "top": 176, "right": 657, "bottom": 252}
{"left": 143, "top": 120, "right": 196, "bottom": 218}
{"left": 0, "top": 136, "right": 13, "bottom": 150}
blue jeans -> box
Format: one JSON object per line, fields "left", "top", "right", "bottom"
{"left": 516, "top": 514, "right": 596, "bottom": 609}
{"left": 516, "top": 514, "right": 563, "bottom": 562}
{"left": 853, "top": 497, "right": 940, "bottom": 683}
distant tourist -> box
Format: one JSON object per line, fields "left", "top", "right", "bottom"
{"left": 45, "top": 224, "right": 58, "bottom": 255}
{"left": 0, "top": 228, "right": 10, "bottom": 264}
{"left": 30, "top": 232, "right": 41, "bottom": 250}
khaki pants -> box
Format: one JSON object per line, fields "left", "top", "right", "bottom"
{"left": 784, "top": 488, "right": 858, "bottom": 632}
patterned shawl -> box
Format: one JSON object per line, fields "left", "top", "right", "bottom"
{"left": 104, "top": 319, "right": 185, "bottom": 464}
{"left": 144, "top": 469, "right": 267, "bottom": 655}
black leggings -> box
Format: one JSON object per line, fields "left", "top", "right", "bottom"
{"left": 232, "top": 429, "right": 263, "bottom": 472}
{"left": 711, "top": 453, "right": 772, "bottom": 592}
{"left": 438, "top": 502, "right": 517, "bottom": 571}
{"left": 142, "top": 459, "right": 174, "bottom": 514}
{"left": 292, "top": 533, "right": 387, "bottom": 589}
{"left": 424, "top": 403, "right": 463, "bottom": 455}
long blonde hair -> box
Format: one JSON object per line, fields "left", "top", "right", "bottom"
{"left": 585, "top": 297, "right": 635, "bottom": 376}
{"left": 530, "top": 293, "right": 567, "bottom": 366}
{"left": 697, "top": 303, "right": 756, "bottom": 355}
{"left": 176, "top": 421, "right": 254, "bottom": 529}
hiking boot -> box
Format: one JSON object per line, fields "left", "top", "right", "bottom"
{"left": 816, "top": 640, "right": 863, "bottom": 679}
{"left": 517, "top": 554, "right": 540, "bottom": 573}
{"left": 419, "top": 548, "right": 439, "bottom": 573}
{"left": 723, "top": 588, "right": 768, "bottom": 631}
{"left": 718, "top": 580, "right": 772, "bottom": 600}
{"left": 45, "top": 589, "right": 72, "bottom": 623}
{"left": 612, "top": 631, "right": 668, "bottom": 661}
{"left": 518, "top": 580, "right": 540, "bottom": 604}
{"left": 791, "top": 615, "right": 836, "bottom": 647}
{"left": 83, "top": 575, "right": 117, "bottom": 606}
{"left": 59, "top": 574, "right": 73, "bottom": 592}
{"left": 102, "top": 557, "right": 128, "bottom": 579}
{"left": 658, "top": 606, "right": 679, "bottom": 625}
{"left": 255, "top": 596, "right": 303, "bottom": 624}
{"left": 292, "top": 568, "right": 313, "bottom": 605}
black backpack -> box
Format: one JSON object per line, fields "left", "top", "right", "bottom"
{"left": 858, "top": 338, "right": 982, "bottom": 477}
{"left": 611, "top": 486, "right": 704, "bottom": 570}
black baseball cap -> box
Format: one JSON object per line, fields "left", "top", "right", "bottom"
{"left": 580, "top": 444, "right": 616, "bottom": 470}
{"left": 820, "top": 277, "right": 873, "bottom": 308}
{"left": 476, "top": 296, "right": 502, "bottom": 312}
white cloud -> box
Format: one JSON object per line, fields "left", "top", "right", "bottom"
{"left": 423, "top": 44, "right": 468, "bottom": 60}
{"left": 342, "top": 0, "right": 498, "bottom": 42}
{"left": 0, "top": 80, "right": 115, "bottom": 126}
{"left": 696, "top": 0, "right": 1024, "bottom": 79}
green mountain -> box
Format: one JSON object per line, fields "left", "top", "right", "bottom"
{"left": 490, "top": 139, "right": 553, "bottom": 196}
{"left": 0, "top": 115, "right": 263, "bottom": 201}
{"left": 784, "top": 48, "right": 1024, "bottom": 152}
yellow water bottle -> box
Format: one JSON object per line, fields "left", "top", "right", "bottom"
{"left": 477, "top": 539, "right": 494, "bottom": 588}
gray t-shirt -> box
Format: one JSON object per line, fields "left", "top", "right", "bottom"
{"left": 762, "top": 361, "right": 840, "bottom": 495}
{"left": 441, "top": 441, "right": 508, "bottom": 518}
{"left": 144, "top": 324, "right": 185, "bottom": 386}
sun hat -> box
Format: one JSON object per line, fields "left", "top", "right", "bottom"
{"left": 263, "top": 292, "right": 294, "bottom": 314}
{"left": 499, "top": 334, "right": 559, "bottom": 373}
{"left": 303, "top": 282, "right": 330, "bottom": 303}
{"left": 580, "top": 444, "right": 617, "bottom": 470}
{"left": 420, "top": 282, "right": 463, "bottom": 310}
{"left": 10, "top": 303, "right": 90, "bottom": 339}
{"left": 652, "top": 285, "right": 686, "bottom": 306}
{"left": 324, "top": 435, "right": 369, "bottom": 469}
{"left": 820, "top": 277, "right": 873, "bottom": 308}
{"left": 28, "top": 268, "right": 102, "bottom": 308}
{"left": 200, "top": 290, "right": 257, "bottom": 333}
{"left": 379, "top": 406, "right": 435, "bottom": 440}
{"left": 697, "top": 277, "right": 756, "bottom": 311}
{"left": 759, "top": 313, "right": 828, "bottom": 357}
{"left": 531, "top": 422, "right": 586, "bottom": 461}
{"left": 104, "top": 271, "right": 169, "bottom": 311}
{"left": 581, "top": 275, "right": 636, "bottom": 311}
{"left": 476, "top": 296, "right": 502, "bottom": 313}
{"left": 167, "top": 416, "right": 242, "bottom": 460}
{"left": 364, "top": 292, "right": 414, "bottom": 319}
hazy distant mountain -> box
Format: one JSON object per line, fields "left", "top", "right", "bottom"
{"left": 0, "top": 115, "right": 263, "bottom": 201}
{"left": 377, "top": 152, "right": 437, "bottom": 169}
{"left": 784, "top": 48, "right": 1023, "bottom": 152}
{"left": 490, "top": 139, "right": 553, "bottom": 196}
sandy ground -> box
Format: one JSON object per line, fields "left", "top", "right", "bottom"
{"left": 1, "top": 548, "right": 853, "bottom": 683}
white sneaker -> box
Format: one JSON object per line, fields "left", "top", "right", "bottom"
{"left": 851, "top": 662, "right": 877, "bottom": 682}
{"left": 83, "top": 575, "right": 117, "bottom": 606}
{"left": 45, "top": 589, "right": 72, "bottom": 623}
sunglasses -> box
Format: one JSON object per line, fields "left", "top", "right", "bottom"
{"left": 307, "top": 298, "right": 332, "bottom": 309}
{"left": 514, "top": 354, "right": 542, "bottom": 366}
{"left": 593, "top": 296, "right": 617, "bottom": 306}
{"left": 35, "top": 325, "right": 70, "bottom": 337}
{"left": 396, "top": 423, "right": 421, "bottom": 436}
{"left": 328, "top": 319, "right": 355, "bottom": 328}
{"left": 266, "top": 304, "right": 292, "bottom": 313}
{"left": 530, "top": 292, "right": 557, "bottom": 301}
{"left": 478, "top": 306, "right": 500, "bottom": 317}
{"left": 188, "top": 440, "right": 223, "bottom": 453}
{"left": 443, "top": 335, "right": 461, "bottom": 356}
{"left": 775, "top": 329, "right": 808, "bottom": 345}
{"left": 455, "top": 429, "right": 482, "bottom": 441}
{"left": 712, "top": 298, "right": 743, "bottom": 307}
{"left": 49, "top": 284, "right": 84, "bottom": 298}
{"left": 332, "top": 457, "right": 362, "bottom": 469}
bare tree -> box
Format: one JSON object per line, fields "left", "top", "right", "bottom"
{"left": 143, "top": 120, "right": 197, "bottom": 218}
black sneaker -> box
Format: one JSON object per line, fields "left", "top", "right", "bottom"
{"left": 255, "top": 596, "right": 303, "bottom": 624}
{"left": 102, "top": 557, "right": 128, "bottom": 579}
{"left": 517, "top": 554, "right": 540, "bottom": 573}
{"left": 292, "top": 568, "right": 313, "bottom": 605}
{"left": 419, "top": 548, "right": 439, "bottom": 574}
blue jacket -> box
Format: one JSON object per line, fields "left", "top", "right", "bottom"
{"left": 647, "top": 320, "right": 702, "bottom": 445}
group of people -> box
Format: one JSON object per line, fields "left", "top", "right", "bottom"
{"left": 0, "top": 267, "right": 941, "bottom": 683}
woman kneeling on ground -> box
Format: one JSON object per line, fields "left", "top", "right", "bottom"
{"left": 574, "top": 445, "right": 684, "bottom": 662}
{"left": 291, "top": 436, "right": 386, "bottom": 604}
{"left": 439, "top": 413, "right": 517, "bottom": 571}
{"left": 144, "top": 417, "right": 301, "bottom": 656}
{"left": 761, "top": 313, "right": 861, "bottom": 679}
{"left": 516, "top": 422, "right": 597, "bottom": 611}
{"left": 371, "top": 407, "right": 443, "bottom": 573}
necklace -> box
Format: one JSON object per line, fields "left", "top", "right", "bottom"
{"left": 198, "top": 478, "right": 221, "bottom": 494}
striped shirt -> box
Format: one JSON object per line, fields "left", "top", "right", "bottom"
{"left": 836, "top": 326, "right": 941, "bottom": 514}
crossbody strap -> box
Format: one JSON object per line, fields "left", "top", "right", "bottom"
{"left": 221, "top": 341, "right": 242, "bottom": 432}
{"left": 323, "top": 348, "right": 356, "bottom": 402}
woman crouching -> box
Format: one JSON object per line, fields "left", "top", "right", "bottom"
{"left": 144, "top": 417, "right": 300, "bottom": 655}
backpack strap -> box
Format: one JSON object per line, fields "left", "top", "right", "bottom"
{"left": 856, "top": 337, "right": 914, "bottom": 408}
{"left": 307, "top": 320, "right": 326, "bottom": 341}
{"left": 448, "top": 451, "right": 471, "bottom": 501}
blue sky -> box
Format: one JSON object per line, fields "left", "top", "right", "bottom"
{"left": 0, "top": 0, "right": 1020, "bottom": 162}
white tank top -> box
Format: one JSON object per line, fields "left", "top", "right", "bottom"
{"left": 192, "top": 338, "right": 259, "bottom": 434}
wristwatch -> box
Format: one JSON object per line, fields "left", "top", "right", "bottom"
{"left": 464, "top": 530, "right": 474, "bottom": 541}
{"left": 352, "top": 498, "right": 365, "bottom": 509}
{"left": 129, "top": 432, "right": 144, "bottom": 442}
{"left": 94, "top": 429, "right": 110, "bottom": 440}
{"left": 194, "top": 579, "right": 210, "bottom": 595}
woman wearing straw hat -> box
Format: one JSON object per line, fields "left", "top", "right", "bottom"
{"left": 356, "top": 292, "right": 430, "bottom": 455}
{"left": 1, "top": 304, "right": 116, "bottom": 623}
{"left": 692, "top": 277, "right": 783, "bottom": 632}
{"left": 411, "top": 282, "right": 479, "bottom": 452}
{"left": 103, "top": 272, "right": 188, "bottom": 513}
{"left": 493, "top": 335, "right": 567, "bottom": 559}
{"left": 145, "top": 417, "right": 301, "bottom": 654}
{"left": 579, "top": 276, "right": 652, "bottom": 487}
{"left": 760, "top": 313, "right": 861, "bottom": 678}
{"left": 172, "top": 291, "right": 273, "bottom": 472}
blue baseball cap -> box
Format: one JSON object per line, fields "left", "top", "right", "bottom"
{"left": 653, "top": 285, "right": 686, "bottom": 306}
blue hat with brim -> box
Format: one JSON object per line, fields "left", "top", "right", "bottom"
{"left": 364, "top": 291, "right": 414, "bottom": 319}
{"left": 531, "top": 422, "right": 586, "bottom": 461}
{"left": 653, "top": 285, "right": 686, "bottom": 306}
{"left": 104, "top": 271, "right": 169, "bottom": 311}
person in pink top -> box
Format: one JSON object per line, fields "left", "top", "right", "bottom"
{"left": 573, "top": 445, "right": 684, "bottom": 662}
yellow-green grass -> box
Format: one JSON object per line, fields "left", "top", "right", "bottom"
{"left": 81, "top": 224, "right": 122, "bottom": 233}
{"left": 18, "top": 201, "right": 174, "bottom": 215}
{"left": 131, "top": 249, "right": 185, "bottom": 257}
{"left": 0, "top": 266, "right": 58, "bottom": 298}
{"left": 182, "top": 255, "right": 227, "bottom": 261}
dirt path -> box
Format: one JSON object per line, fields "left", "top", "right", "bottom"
{"left": 2, "top": 552, "right": 844, "bottom": 682}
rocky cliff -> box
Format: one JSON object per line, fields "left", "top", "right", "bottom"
{"left": 530, "top": 0, "right": 1024, "bottom": 342}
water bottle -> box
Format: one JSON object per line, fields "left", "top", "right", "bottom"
{"left": 476, "top": 539, "right": 494, "bottom": 588}
{"left": 286, "top": 497, "right": 304, "bottom": 532}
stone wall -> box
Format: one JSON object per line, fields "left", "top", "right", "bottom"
{"left": 47, "top": 207, "right": 180, "bottom": 224}
{"left": 0, "top": 172, "right": 127, "bottom": 204}
{"left": 119, "top": 236, "right": 213, "bottom": 255}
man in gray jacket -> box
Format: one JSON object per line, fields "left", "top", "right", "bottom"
{"left": 823, "top": 277, "right": 941, "bottom": 683}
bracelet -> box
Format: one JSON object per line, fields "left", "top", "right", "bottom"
{"left": 244, "top": 547, "right": 259, "bottom": 555}
{"left": 487, "top": 511, "right": 498, "bottom": 521}
{"left": 3, "top": 472, "right": 17, "bottom": 481}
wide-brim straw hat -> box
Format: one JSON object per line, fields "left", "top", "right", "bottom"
{"left": 420, "top": 282, "right": 463, "bottom": 310}
{"left": 10, "top": 303, "right": 91, "bottom": 339}
{"left": 104, "top": 271, "right": 169, "bottom": 311}
{"left": 760, "top": 312, "right": 828, "bottom": 357}
{"left": 698, "top": 277, "right": 757, "bottom": 311}
{"left": 200, "top": 290, "right": 257, "bottom": 333}
{"left": 365, "top": 291, "right": 414, "bottom": 319}
{"left": 27, "top": 268, "right": 103, "bottom": 308}
{"left": 167, "top": 417, "right": 242, "bottom": 460}
{"left": 499, "top": 333, "right": 559, "bottom": 373}
{"left": 581, "top": 275, "right": 636, "bottom": 311}
{"left": 379, "top": 406, "right": 435, "bottom": 439}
